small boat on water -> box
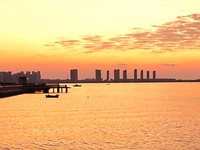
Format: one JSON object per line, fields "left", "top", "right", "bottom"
{"left": 46, "top": 94, "right": 59, "bottom": 98}
{"left": 73, "top": 84, "right": 82, "bottom": 87}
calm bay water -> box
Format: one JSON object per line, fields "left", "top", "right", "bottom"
{"left": 0, "top": 83, "right": 200, "bottom": 150}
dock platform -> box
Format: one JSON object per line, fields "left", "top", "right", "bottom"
{"left": 0, "top": 83, "right": 70, "bottom": 98}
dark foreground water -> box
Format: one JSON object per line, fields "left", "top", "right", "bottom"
{"left": 0, "top": 83, "right": 200, "bottom": 150}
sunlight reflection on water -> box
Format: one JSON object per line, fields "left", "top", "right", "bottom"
{"left": 0, "top": 83, "right": 200, "bottom": 149}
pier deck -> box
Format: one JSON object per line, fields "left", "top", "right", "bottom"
{"left": 0, "top": 84, "right": 70, "bottom": 98}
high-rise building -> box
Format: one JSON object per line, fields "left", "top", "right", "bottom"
{"left": 95, "top": 69, "right": 102, "bottom": 81}
{"left": 36, "top": 71, "right": 41, "bottom": 83}
{"left": 12, "top": 71, "right": 26, "bottom": 83}
{"left": 106, "top": 70, "right": 109, "bottom": 81}
{"left": 140, "top": 70, "right": 144, "bottom": 80}
{"left": 114, "top": 69, "right": 120, "bottom": 81}
{"left": 123, "top": 70, "right": 127, "bottom": 80}
{"left": 153, "top": 71, "right": 156, "bottom": 80}
{"left": 134, "top": 69, "right": 137, "bottom": 80}
{"left": 147, "top": 71, "right": 150, "bottom": 79}
{"left": 31, "top": 71, "right": 41, "bottom": 83}
{"left": 32, "top": 71, "right": 37, "bottom": 83}
{"left": 19, "top": 77, "right": 27, "bottom": 85}
{"left": 0, "top": 72, "right": 12, "bottom": 83}
{"left": 70, "top": 69, "right": 78, "bottom": 81}
{"left": 26, "top": 71, "right": 32, "bottom": 82}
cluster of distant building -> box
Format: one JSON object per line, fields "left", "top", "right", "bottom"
{"left": 0, "top": 71, "right": 41, "bottom": 83}
{"left": 1, "top": 69, "right": 178, "bottom": 84}
{"left": 70, "top": 69, "right": 157, "bottom": 82}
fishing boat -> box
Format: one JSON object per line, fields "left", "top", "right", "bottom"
{"left": 46, "top": 94, "right": 59, "bottom": 98}
{"left": 73, "top": 84, "right": 82, "bottom": 87}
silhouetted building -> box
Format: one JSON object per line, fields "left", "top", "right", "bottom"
{"left": 95, "top": 69, "right": 102, "bottom": 81}
{"left": 134, "top": 69, "right": 137, "bottom": 80}
{"left": 140, "top": 70, "right": 144, "bottom": 80}
{"left": 26, "top": 71, "right": 32, "bottom": 82}
{"left": 106, "top": 70, "right": 109, "bottom": 81}
{"left": 19, "top": 77, "right": 27, "bottom": 85}
{"left": 153, "top": 71, "right": 156, "bottom": 80}
{"left": 23, "top": 71, "right": 41, "bottom": 83}
{"left": 0, "top": 72, "right": 12, "bottom": 83}
{"left": 70, "top": 69, "right": 78, "bottom": 81}
{"left": 0, "top": 71, "right": 41, "bottom": 84}
{"left": 114, "top": 69, "right": 120, "bottom": 81}
{"left": 123, "top": 70, "right": 127, "bottom": 80}
{"left": 12, "top": 71, "right": 41, "bottom": 83}
{"left": 12, "top": 71, "right": 26, "bottom": 83}
{"left": 32, "top": 71, "right": 41, "bottom": 83}
{"left": 147, "top": 71, "right": 150, "bottom": 79}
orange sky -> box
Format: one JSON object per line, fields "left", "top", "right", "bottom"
{"left": 0, "top": 0, "right": 200, "bottom": 79}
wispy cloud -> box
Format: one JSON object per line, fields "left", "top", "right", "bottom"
{"left": 54, "top": 40, "right": 80, "bottom": 48}
{"left": 161, "top": 64, "right": 178, "bottom": 67}
{"left": 118, "top": 64, "right": 129, "bottom": 67}
{"left": 46, "top": 13, "right": 200, "bottom": 53}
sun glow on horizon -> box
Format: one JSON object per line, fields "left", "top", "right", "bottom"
{"left": 0, "top": 0, "right": 200, "bottom": 79}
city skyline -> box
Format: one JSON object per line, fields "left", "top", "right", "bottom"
{"left": 1, "top": 1, "right": 200, "bottom": 79}
{"left": 4, "top": 68, "right": 200, "bottom": 84}
{"left": 0, "top": 69, "right": 182, "bottom": 83}
{"left": 2, "top": 68, "right": 200, "bottom": 82}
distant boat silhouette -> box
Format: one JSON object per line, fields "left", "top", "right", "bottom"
{"left": 73, "top": 84, "right": 82, "bottom": 87}
{"left": 46, "top": 94, "right": 59, "bottom": 98}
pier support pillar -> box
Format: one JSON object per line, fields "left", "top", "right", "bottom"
{"left": 65, "top": 85, "right": 68, "bottom": 93}
{"left": 57, "top": 85, "right": 60, "bottom": 93}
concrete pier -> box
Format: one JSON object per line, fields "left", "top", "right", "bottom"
{"left": 0, "top": 83, "right": 70, "bottom": 98}
{"left": 50, "top": 84, "right": 70, "bottom": 93}
{"left": 0, "top": 86, "right": 24, "bottom": 98}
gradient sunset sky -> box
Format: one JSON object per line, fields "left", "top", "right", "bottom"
{"left": 1, "top": 0, "right": 200, "bottom": 79}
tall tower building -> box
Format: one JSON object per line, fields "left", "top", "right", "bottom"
{"left": 32, "top": 71, "right": 37, "bottom": 83}
{"left": 114, "top": 69, "right": 120, "bottom": 81}
{"left": 134, "top": 69, "right": 137, "bottom": 80}
{"left": 95, "top": 69, "right": 102, "bottom": 81}
{"left": 123, "top": 70, "right": 127, "bottom": 80}
{"left": 37, "top": 71, "right": 41, "bottom": 82}
{"left": 31, "top": 71, "right": 41, "bottom": 83}
{"left": 70, "top": 69, "right": 78, "bottom": 81}
{"left": 147, "top": 71, "right": 150, "bottom": 80}
{"left": 140, "top": 70, "right": 144, "bottom": 80}
{"left": 106, "top": 70, "right": 109, "bottom": 81}
{"left": 153, "top": 71, "right": 156, "bottom": 80}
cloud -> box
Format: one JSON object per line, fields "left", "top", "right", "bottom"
{"left": 44, "top": 44, "right": 55, "bottom": 47}
{"left": 47, "top": 13, "right": 200, "bottom": 53}
{"left": 118, "top": 64, "right": 128, "bottom": 67}
{"left": 55, "top": 40, "right": 80, "bottom": 47}
{"left": 161, "top": 64, "right": 178, "bottom": 67}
